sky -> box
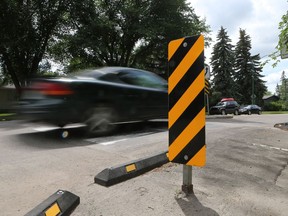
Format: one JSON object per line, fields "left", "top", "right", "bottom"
{"left": 188, "top": 0, "right": 288, "bottom": 94}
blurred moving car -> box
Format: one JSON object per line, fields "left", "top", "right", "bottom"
{"left": 209, "top": 98, "right": 240, "bottom": 115}
{"left": 16, "top": 67, "right": 168, "bottom": 136}
{"left": 239, "top": 105, "right": 262, "bottom": 115}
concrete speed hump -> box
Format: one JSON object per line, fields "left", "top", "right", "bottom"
{"left": 24, "top": 190, "right": 80, "bottom": 216}
{"left": 168, "top": 35, "right": 206, "bottom": 167}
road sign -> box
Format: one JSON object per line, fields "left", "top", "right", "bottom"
{"left": 168, "top": 35, "right": 206, "bottom": 167}
{"left": 205, "top": 79, "right": 210, "bottom": 95}
{"left": 205, "top": 64, "right": 210, "bottom": 79}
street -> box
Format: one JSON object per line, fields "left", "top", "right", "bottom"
{"left": 0, "top": 115, "right": 288, "bottom": 216}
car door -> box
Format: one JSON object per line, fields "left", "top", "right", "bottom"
{"left": 226, "top": 101, "right": 234, "bottom": 114}
{"left": 117, "top": 69, "right": 167, "bottom": 120}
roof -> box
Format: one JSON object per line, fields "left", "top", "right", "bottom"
{"left": 262, "top": 95, "right": 279, "bottom": 100}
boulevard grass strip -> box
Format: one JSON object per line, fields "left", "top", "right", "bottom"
{"left": 262, "top": 111, "right": 288, "bottom": 114}
{"left": 0, "top": 113, "right": 16, "bottom": 121}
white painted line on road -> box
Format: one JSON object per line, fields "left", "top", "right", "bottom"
{"left": 99, "top": 139, "right": 127, "bottom": 146}
{"left": 252, "top": 143, "right": 288, "bottom": 152}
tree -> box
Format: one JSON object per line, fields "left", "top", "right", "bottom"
{"left": 210, "top": 27, "right": 235, "bottom": 98}
{"left": 234, "top": 29, "right": 266, "bottom": 105}
{"left": 50, "top": 0, "right": 211, "bottom": 75}
{"left": 234, "top": 29, "right": 253, "bottom": 104}
{"left": 277, "top": 11, "right": 288, "bottom": 57}
{"left": 250, "top": 54, "right": 267, "bottom": 105}
{"left": 278, "top": 71, "right": 288, "bottom": 109}
{"left": 0, "top": 0, "right": 94, "bottom": 92}
{"left": 274, "top": 71, "right": 288, "bottom": 110}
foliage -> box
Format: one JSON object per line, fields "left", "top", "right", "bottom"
{"left": 209, "top": 91, "right": 222, "bottom": 106}
{"left": 234, "top": 29, "right": 267, "bottom": 105}
{"left": 275, "top": 71, "right": 288, "bottom": 110}
{"left": 210, "top": 27, "right": 235, "bottom": 98}
{"left": 49, "top": 0, "right": 211, "bottom": 76}
{"left": 210, "top": 28, "right": 267, "bottom": 106}
{"left": 263, "top": 101, "right": 286, "bottom": 111}
{"left": 0, "top": 0, "right": 94, "bottom": 92}
{"left": 277, "top": 10, "right": 288, "bottom": 58}
{"left": 264, "top": 8, "right": 288, "bottom": 67}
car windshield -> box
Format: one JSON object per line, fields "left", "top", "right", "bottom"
{"left": 216, "top": 102, "right": 225, "bottom": 106}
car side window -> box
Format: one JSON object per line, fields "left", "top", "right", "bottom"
{"left": 118, "top": 70, "right": 167, "bottom": 90}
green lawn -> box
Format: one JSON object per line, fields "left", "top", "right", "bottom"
{"left": 262, "top": 111, "right": 288, "bottom": 114}
{"left": 0, "top": 113, "right": 15, "bottom": 117}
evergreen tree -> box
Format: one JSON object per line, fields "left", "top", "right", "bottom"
{"left": 234, "top": 29, "right": 267, "bottom": 105}
{"left": 234, "top": 29, "right": 254, "bottom": 104}
{"left": 276, "top": 83, "right": 281, "bottom": 97}
{"left": 210, "top": 27, "right": 235, "bottom": 98}
{"left": 250, "top": 54, "right": 267, "bottom": 105}
{"left": 279, "top": 71, "right": 288, "bottom": 109}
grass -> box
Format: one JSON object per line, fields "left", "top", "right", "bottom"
{"left": 0, "top": 113, "right": 16, "bottom": 121}
{"left": 262, "top": 111, "right": 288, "bottom": 114}
{"left": 0, "top": 113, "right": 15, "bottom": 117}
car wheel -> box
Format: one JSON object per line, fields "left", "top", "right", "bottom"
{"left": 84, "top": 106, "right": 117, "bottom": 136}
{"left": 221, "top": 110, "right": 226, "bottom": 115}
{"left": 248, "top": 110, "right": 251, "bottom": 115}
{"left": 234, "top": 110, "right": 239, "bottom": 115}
{"left": 258, "top": 110, "right": 262, "bottom": 115}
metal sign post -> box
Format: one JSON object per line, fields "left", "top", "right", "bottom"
{"left": 182, "top": 165, "right": 193, "bottom": 194}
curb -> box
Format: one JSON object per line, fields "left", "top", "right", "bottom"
{"left": 24, "top": 190, "right": 80, "bottom": 216}
{"left": 206, "top": 115, "right": 234, "bottom": 119}
{"left": 95, "top": 151, "right": 169, "bottom": 187}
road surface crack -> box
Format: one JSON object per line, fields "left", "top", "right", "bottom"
{"left": 274, "top": 159, "right": 288, "bottom": 184}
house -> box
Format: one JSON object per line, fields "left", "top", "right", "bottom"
{"left": 262, "top": 95, "right": 280, "bottom": 105}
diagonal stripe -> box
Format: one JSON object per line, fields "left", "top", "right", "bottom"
{"left": 170, "top": 127, "right": 205, "bottom": 164}
{"left": 168, "top": 35, "right": 204, "bottom": 94}
{"left": 169, "top": 52, "right": 204, "bottom": 109}
{"left": 169, "top": 69, "right": 204, "bottom": 129}
{"left": 169, "top": 90, "right": 204, "bottom": 145}
{"left": 187, "top": 145, "right": 206, "bottom": 166}
{"left": 168, "top": 108, "right": 205, "bottom": 161}
{"left": 168, "top": 38, "right": 185, "bottom": 61}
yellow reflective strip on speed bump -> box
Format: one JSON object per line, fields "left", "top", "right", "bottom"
{"left": 168, "top": 36, "right": 204, "bottom": 94}
{"left": 169, "top": 69, "right": 205, "bottom": 129}
{"left": 168, "top": 108, "right": 205, "bottom": 161}
{"left": 45, "top": 203, "right": 61, "bottom": 216}
{"left": 126, "top": 164, "right": 136, "bottom": 173}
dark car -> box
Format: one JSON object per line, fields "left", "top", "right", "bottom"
{"left": 209, "top": 99, "right": 240, "bottom": 115}
{"left": 239, "top": 105, "right": 262, "bottom": 115}
{"left": 16, "top": 67, "right": 168, "bottom": 135}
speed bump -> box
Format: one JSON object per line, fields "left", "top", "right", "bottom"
{"left": 95, "top": 151, "right": 168, "bottom": 187}
{"left": 24, "top": 190, "right": 80, "bottom": 216}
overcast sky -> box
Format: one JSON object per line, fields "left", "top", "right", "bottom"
{"left": 188, "top": 0, "right": 287, "bottom": 94}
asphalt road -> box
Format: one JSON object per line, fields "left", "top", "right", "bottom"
{"left": 0, "top": 115, "right": 288, "bottom": 216}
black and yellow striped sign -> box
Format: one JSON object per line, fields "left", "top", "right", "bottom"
{"left": 168, "top": 35, "right": 206, "bottom": 166}
{"left": 205, "top": 79, "right": 210, "bottom": 95}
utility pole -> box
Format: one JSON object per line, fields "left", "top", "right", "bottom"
{"left": 252, "top": 67, "right": 255, "bottom": 105}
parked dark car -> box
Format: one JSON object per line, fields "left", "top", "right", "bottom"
{"left": 16, "top": 67, "right": 168, "bottom": 135}
{"left": 209, "top": 99, "right": 240, "bottom": 115}
{"left": 239, "top": 105, "right": 262, "bottom": 115}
